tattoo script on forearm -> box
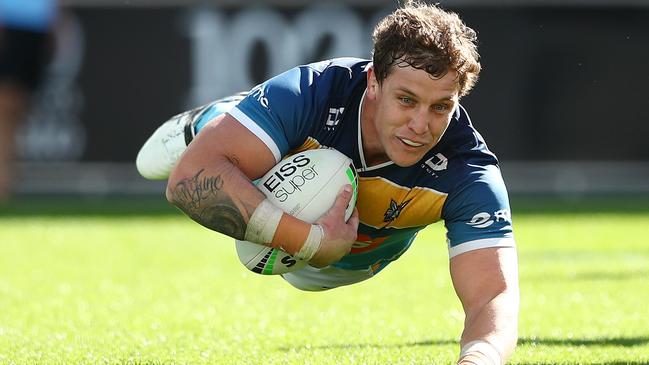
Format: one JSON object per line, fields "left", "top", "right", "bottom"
{"left": 170, "top": 169, "right": 247, "bottom": 239}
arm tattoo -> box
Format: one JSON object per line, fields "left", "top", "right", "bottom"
{"left": 170, "top": 169, "right": 248, "bottom": 239}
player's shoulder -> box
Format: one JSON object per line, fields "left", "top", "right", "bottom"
{"left": 441, "top": 159, "right": 514, "bottom": 256}
{"left": 231, "top": 58, "right": 370, "bottom": 157}
{"left": 285, "top": 57, "right": 370, "bottom": 94}
{"left": 259, "top": 57, "right": 369, "bottom": 101}
{"left": 302, "top": 57, "right": 371, "bottom": 75}
{"left": 439, "top": 123, "right": 513, "bottom": 252}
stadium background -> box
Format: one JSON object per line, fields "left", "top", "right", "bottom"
{"left": 13, "top": 0, "right": 649, "bottom": 198}
{"left": 3, "top": 3, "right": 648, "bottom": 364}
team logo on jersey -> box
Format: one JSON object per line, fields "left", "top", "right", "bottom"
{"left": 250, "top": 85, "right": 269, "bottom": 109}
{"left": 467, "top": 209, "right": 511, "bottom": 229}
{"left": 422, "top": 153, "right": 448, "bottom": 177}
{"left": 325, "top": 107, "right": 345, "bottom": 130}
{"left": 383, "top": 198, "right": 412, "bottom": 224}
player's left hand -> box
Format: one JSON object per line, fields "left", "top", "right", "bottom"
{"left": 309, "top": 185, "right": 359, "bottom": 267}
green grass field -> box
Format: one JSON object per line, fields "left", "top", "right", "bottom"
{"left": 0, "top": 197, "right": 648, "bottom": 365}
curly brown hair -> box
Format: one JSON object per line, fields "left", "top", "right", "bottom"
{"left": 372, "top": 1, "right": 481, "bottom": 97}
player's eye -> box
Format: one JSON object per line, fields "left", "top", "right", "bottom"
{"left": 434, "top": 104, "right": 449, "bottom": 112}
{"left": 399, "top": 96, "right": 414, "bottom": 105}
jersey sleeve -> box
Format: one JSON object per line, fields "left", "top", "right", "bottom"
{"left": 228, "top": 66, "right": 324, "bottom": 163}
{"left": 442, "top": 164, "right": 515, "bottom": 258}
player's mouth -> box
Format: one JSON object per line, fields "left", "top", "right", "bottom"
{"left": 398, "top": 137, "right": 425, "bottom": 148}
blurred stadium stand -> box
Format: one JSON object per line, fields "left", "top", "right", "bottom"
{"left": 12, "top": 0, "right": 649, "bottom": 197}
{"left": 58, "top": 0, "right": 649, "bottom": 7}
{"left": 15, "top": 161, "right": 649, "bottom": 197}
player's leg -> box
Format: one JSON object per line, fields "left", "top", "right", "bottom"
{"left": 136, "top": 92, "right": 247, "bottom": 180}
{"left": 0, "top": 83, "right": 28, "bottom": 200}
{"left": 0, "top": 28, "right": 50, "bottom": 200}
{"left": 281, "top": 265, "right": 374, "bottom": 291}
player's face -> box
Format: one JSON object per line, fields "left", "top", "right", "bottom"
{"left": 364, "top": 64, "right": 460, "bottom": 167}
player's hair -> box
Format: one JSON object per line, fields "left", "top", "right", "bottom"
{"left": 372, "top": 0, "right": 481, "bottom": 97}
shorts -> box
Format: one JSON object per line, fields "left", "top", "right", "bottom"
{"left": 281, "top": 264, "right": 374, "bottom": 292}
{"left": 0, "top": 28, "right": 51, "bottom": 91}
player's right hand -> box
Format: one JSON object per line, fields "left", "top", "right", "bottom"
{"left": 309, "top": 185, "right": 359, "bottom": 268}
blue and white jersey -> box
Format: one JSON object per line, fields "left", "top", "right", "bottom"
{"left": 196, "top": 58, "right": 514, "bottom": 274}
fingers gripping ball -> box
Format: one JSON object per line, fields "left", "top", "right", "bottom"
{"left": 236, "top": 148, "right": 358, "bottom": 275}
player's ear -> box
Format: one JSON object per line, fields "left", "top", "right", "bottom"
{"left": 366, "top": 66, "right": 380, "bottom": 99}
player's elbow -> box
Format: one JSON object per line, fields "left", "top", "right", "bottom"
{"left": 165, "top": 171, "right": 183, "bottom": 207}
{"left": 165, "top": 160, "right": 192, "bottom": 206}
{"left": 165, "top": 182, "right": 175, "bottom": 205}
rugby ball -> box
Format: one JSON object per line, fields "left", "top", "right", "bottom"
{"left": 236, "top": 148, "right": 358, "bottom": 275}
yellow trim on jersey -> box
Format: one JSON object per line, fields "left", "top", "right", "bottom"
{"left": 357, "top": 176, "right": 448, "bottom": 229}
{"left": 288, "top": 137, "right": 321, "bottom": 154}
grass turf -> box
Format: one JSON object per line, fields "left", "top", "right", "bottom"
{"left": 0, "top": 197, "right": 648, "bottom": 364}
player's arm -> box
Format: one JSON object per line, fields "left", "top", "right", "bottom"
{"left": 165, "top": 112, "right": 358, "bottom": 266}
{"left": 442, "top": 163, "right": 519, "bottom": 364}
{"left": 450, "top": 247, "right": 519, "bottom": 365}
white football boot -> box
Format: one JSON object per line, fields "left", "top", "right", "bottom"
{"left": 135, "top": 107, "right": 199, "bottom": 180}
{"left": 136, "top": 92, "right": 248, "bottom": 180}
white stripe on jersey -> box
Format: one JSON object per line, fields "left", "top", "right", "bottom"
{"left": 229, "top": 107, "right": 282, "bottom": 163}
{"left": 448, "top": 237, "right": 516, "bottom": 258}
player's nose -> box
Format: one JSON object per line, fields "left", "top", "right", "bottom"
{"left": 407, "top": 109, "right": 430, "bottom": 135}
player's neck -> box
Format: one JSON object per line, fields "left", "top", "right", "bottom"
{"left": 359, "top": 89, "right": 390, "bottom": 167}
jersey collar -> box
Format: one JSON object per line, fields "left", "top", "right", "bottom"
{"left": 357, "top": 89, "right": 394, "bottom": 172}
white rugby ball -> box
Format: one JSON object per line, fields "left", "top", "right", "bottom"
{"left": 236, "top": 148, "right": 358, "bottom": 275}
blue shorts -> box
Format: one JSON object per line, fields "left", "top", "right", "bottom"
{"left": 0, "top": 28, "right": 50, "bottom": 90}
